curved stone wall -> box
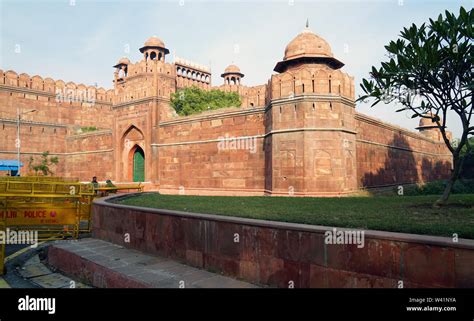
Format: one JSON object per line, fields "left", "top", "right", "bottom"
{"left": 92, "top": 195, "right": 474, "bottom": 288}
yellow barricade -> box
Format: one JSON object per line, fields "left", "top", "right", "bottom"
{"left": 78, "top": 195, "right": 94, "bottom": 232}
{"left": 94, "top": 183, "right": 143, "bottom": 196}
{"left": 0, "top": 179, "right": 95, "bottom": 239}
{"left": 0, "top": 180, "right": 94, "bottom": 197}
{"left": 0, "top": 203, "right": 78, "bottom": 226}
{"left": 0, "top": 197, "right": 81, "bottom": 240}
{"left": 0, "top": 219, "right": 5, "bottom": 276}
{"left": 0, "top": 176, "right": 79, "bottom": 182}
{"left": 0, "top": 178, "right": 97, "bottom": 272}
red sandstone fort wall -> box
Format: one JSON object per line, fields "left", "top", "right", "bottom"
{"left": 65, "top": 130, "right": 114, "bottom": 180}
{"left": 0, "top": 66, "right": 454, "bottom": 193}
{"left": 0, "top": 125, "right": 68, "bottom": 176}
{"left": 0, "top": 70, "right": 115, "bottom": 180}
{"left": 355, "top": 113, "right": 452, "bottom": 188}
{"left": 158, "top": 108, "right": 266, "bottom": 195}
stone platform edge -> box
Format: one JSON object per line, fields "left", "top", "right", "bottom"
{"left": 47, "top": 245, "right": 149, "bottom": 288}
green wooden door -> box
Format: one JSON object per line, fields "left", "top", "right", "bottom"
{"left": 133, "top": 148, "right": 145, "bottom": 182}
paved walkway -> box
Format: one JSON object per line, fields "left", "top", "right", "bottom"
{"left": 51, "top": 238, "right": 258, "bottom": 288}
{"left": 18, "top": 254, "right": 91, "bottom": 288}
{"left": 1, "top": 242, "right": 90, "bottom": 288}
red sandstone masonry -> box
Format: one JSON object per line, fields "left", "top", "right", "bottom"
{"left": 0, "top": 31, "right": 453, "bottom": 192}
{"left": 355, "top": 113, "right": 452, "bottom": 188}
{"left": 47, "top": 245, "right": 148, "bottom": 288}
{"left": 92, "top": 196, "right": 474, "bottom": 288}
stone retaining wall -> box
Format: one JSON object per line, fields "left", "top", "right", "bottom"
{"left": 91, "top": 195, "right": 474, "bottom": 288}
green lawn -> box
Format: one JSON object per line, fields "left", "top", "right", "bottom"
{"left": 114, "top": 193, "right": 474, "bottom": 239}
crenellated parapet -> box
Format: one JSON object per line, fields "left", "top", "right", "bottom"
{"left": 214, "top": 83, "right": 268, "bottom": 108}
{"left": 269, "top": 65, "right": 354, "bottom": 101}
{"left": 112, "top": 58, "right": 176, "bottom": 105}
{"left": 120, "top": 59, "right": 175, "bottom": 80}
{"left": 0, "top": 69, "right": 114, "bottom": 104}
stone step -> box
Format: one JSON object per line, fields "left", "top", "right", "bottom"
{"left": 47, "top": 238, "right": 258, "bottom": 288}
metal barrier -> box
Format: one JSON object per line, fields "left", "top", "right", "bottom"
{"left": 0, "top": 177, "right": 141, "bottom": 275}
{"left": 0, "top": 196, "right": 80, "bottom": 240}
{"left": 78, "top": 194, "right": 94, "bottom": 232}
{"left": 0, "top": 176, "right": 79, "bottom": 182}
{"left": 0, "top": 180, "right": 94, "bottom": 196}
{"left": 94, "top": 183, "right": 143, "bottom": 196}
{"left": 0, "top": 179, "right": 95, "bottom": 240}
{"left": 0, "top": 219, "right": 5, "bottom": 276}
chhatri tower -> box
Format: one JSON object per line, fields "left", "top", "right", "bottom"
{"left": 0, "top": 23, "right": 452, "bottom": 195}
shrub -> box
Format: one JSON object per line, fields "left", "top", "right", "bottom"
{"left": 402, "top": 179, "right": 474, "bottom": 196}
{"left": 27, "top": 151, "right": 59, "bottom": 176}
{"left": 81, "top": 126, "right": 97, "bottom": 132}
{"left": 171, "top": 86, "right": 241, "bottom": 116}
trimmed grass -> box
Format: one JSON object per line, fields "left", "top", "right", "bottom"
{"left": 114, "top": 193, "right": 474, "bottom": 239}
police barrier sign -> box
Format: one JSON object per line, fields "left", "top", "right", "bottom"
{"left": 0, "top": 208, "right": 78, "bottom": 226}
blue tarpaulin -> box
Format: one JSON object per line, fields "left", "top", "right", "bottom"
{"left": 0, "top": 160, "right": 24, "bottom": 171}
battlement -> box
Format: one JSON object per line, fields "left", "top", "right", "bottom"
{"left": 269, "top": 64, "right": 354, "bottom": 101}
{"left": 213, "top": 83, "right": 268, "bottom": 108}
{"left": 119, "top": 59, "right": 175, "bottom": 80}
{"left": 0, "top": 69, "right": 114, "bottom": 104}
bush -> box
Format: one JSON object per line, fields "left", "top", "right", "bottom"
{"left": 171, "top": 86, "right": 241, "bottom": 116}
{"left": 27, "top": 151, "right": 59, "bottom": 176}
{"left": 460, "top": 152, "right": 474, "bottom": 179}
{"left": 402, "top": 179, "right": 474, "bottom": 196}
{"left": 81, "top": 126, "right": 97, "bottom": 132}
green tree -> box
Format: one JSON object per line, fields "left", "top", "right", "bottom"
{"left": 28, "top": 151, "right": 59, "bottom": 176}
{"left": 454, "top": 137, "right": 474, "bottom": 179}
{"left": 358, "top": 7, "right": 473, "bottom": 207}
{"left": 171, "top": 86, "right": 241, "bottom": 116}
{"left": 452, "top": 137, "right": 474, "bottom": 156}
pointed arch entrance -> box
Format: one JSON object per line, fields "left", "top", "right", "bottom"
{"left": 121, "top": 124, "right": 146, "bottom": 182}
{"left": 131, "top": 145, "right": 145, "bottom": 182}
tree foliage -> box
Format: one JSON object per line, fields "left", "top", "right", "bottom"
{"left": 81, "top": 126, "right": 97, "bottom": 133}
{"left": 454, "top": 137, "right": 474, "bottom": 179}
{"left": 357, "top": 6, "right": 473, "bottom": 206}
{"left": 28, "top": 151, "right": 59, "bottom": 176}
{"left": 171, "top": 86, "right": 242, "bottom": 116}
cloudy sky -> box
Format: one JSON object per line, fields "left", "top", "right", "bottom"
{"left": 0, "top": 0, "right": 470, "bottom": 138}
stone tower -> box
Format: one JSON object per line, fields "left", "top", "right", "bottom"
{"left": 221, "top": 64, "right": 244, "bottom": 85}
{"left": 265, "top": 23, "right": 357, "bottom": 196}
{"left": 112, "top": 36, "right": 175, "bottom": 185}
